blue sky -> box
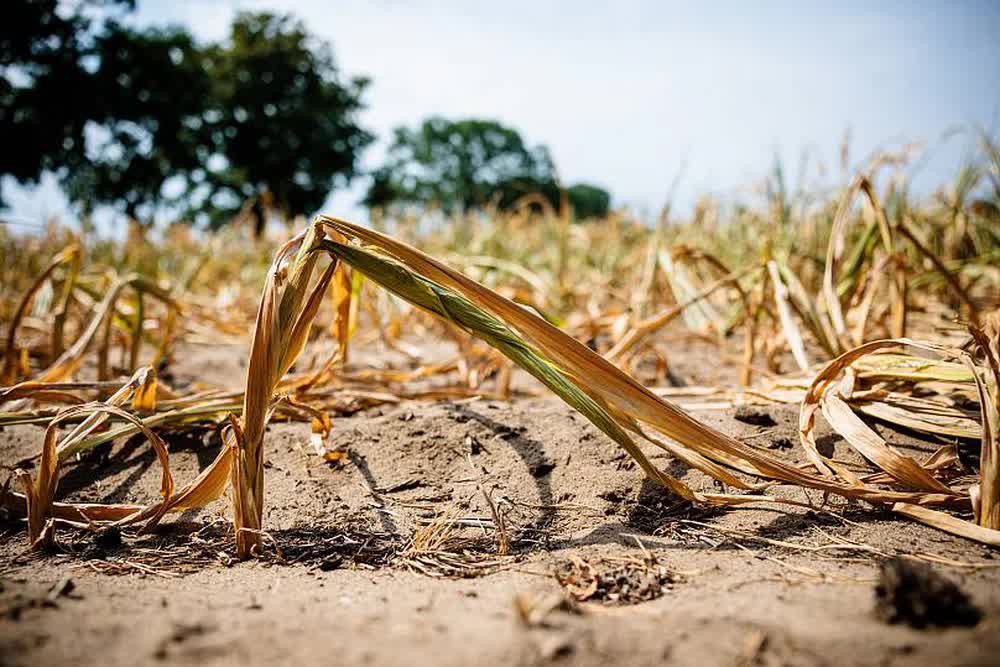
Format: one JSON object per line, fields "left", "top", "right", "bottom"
{"left": 5, "top": 0, "right": 1000, "bottom": 229}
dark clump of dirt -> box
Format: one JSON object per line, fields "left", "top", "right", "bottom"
{"left": 93, "top": 526, "right": 123, "bottom": 552}
{"left": 554, "top": 553, "right": 680, "bottom": 606}
{"left": 769, "top": 434, "right": 795, "bottom": 450}
{"left": 733, "top": 405, "right": 778, "bottom": 427}
{"left": 874, "top": 557, "right": 982, "bottom": 628}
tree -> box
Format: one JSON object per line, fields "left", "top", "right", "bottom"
{"left": 192, "top": 12, "right": 373, "bottom": 232}
{"left": 62, "top": 22, "right": 211, "bottom": 224}
{"left": 3, "top": 7, "right": 372, "bottom": 231}
{"left": 364, "top": 117, "right": 556, "bottom": 213}
{"left": 0, "top": 0, "right": 134, "bottom": 205}
{"left": 566, "top": 183, "right": 611, "bottom": 219}
{"left": 491, "top": 179, "right": 612, "bottom": 219}
{"left": 365, "top": 117, "right": 612, "bottom": 219}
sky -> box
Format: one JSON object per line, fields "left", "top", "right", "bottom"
{"left": 5, "top": 0, "right": 1000, "bottom": 230}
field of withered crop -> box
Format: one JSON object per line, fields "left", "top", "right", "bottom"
{"left": 2, "top": 147, "right": 1000, "bottom": 666}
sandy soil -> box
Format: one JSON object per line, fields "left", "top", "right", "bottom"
{"left": 2, "top": 341, "right": 1000, "bottom": 666}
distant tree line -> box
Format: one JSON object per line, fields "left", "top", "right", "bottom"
{"left": 2, "top": 1, "right": 611, "bottom": 231}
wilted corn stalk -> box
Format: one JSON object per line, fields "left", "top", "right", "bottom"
{"left": 967, "top": 323, "right": 1000, "bottom": 529}
{"left": 170, "top": 214, "right": 763, "bottom": 549}
{"left": 824, "top": 176, "right": 906, "bottom": 345}
{"left": 2, "top": 244, "right": 81, "bottom": 383}
{"left": 14, "top": 367, "right": 170, "bottom": 547}
{"left": 312, "top": 216, "right": 995, "bottom": 515}
{"left": 4, "top": 268, "right": 179, "bottom": 387}
{"left": 797, "top": 327, "right": 1000, "bottom": 546}
{"left": 6, "top": 226, "right": 345, "bottom": 554}
{"left": 229, "top": 223, "right": 347, "bottom": 557}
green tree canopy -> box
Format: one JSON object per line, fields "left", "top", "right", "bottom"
{"left": 63, "top": 22, "right": 210, "bottom": 224}
{"left": 1, "top": 0, "right": 134, "bottom": 203}
{"left": 566, "top": 183, "right": 611, "bottom": 219}
{"left": 364, "top": 117, "right": 556, "bottom": 212}
{"left": 191, "top": 12, "right": 373, "bottom": 230}
{"left": 365, "top": 117, "right": 611, "bottom": 219}
{"left": 3, "top": 7, "right": 373, "bottom": 231}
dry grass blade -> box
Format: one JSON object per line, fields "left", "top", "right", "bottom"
{"left": 824, "top": 176, "right": 906, "bottom": 343}
{"left": 657, "top": 248, "right": 727, "bottom": 335}
{"left": 767, "top": 261, "right": 812, "bottom": 372}
{"left": 331, "top": 261, "right": 354, "bottom": 363}
{"left": 965, "top": 325, "right": 1000, "bottom": 528}
{"left": 400, "top": 510, "right": 510, "bottom": 577}
{"left": 820, "top": 393, "right": 953, "bottom": 493}
{"left": 853, "top": 394, "right": 980, "bottom": 440}
{"left": 894, "top": 503, "right": 1000, "bottom": 547}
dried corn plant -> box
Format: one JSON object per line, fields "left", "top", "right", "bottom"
{"left": 2, "top": 149, "right": 999, "bottom": 559}
{"left": 796, "top": 330, "right": 1000, "bottom": 545}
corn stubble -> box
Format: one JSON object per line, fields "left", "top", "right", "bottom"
{"left": 2, "top": 152, "right": 1000, "bottom": 559}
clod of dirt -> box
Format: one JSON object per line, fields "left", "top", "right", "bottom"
{"left": 318, "top": 555, "right": 344, "bottom": 571}
{"left": 554, "top": 554, "right": 680, "bottom": 606}
{"left": 94, "top": 526, "right": 123, "bottom": 551}
{"left": 769, "top": 435, "right": 795, "bottom": 450}
{"left": 734, "top": 406, "right": 777, "bottom": 427}
{"left": 874, "top": 557, "right": 981, "bottom": 628}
